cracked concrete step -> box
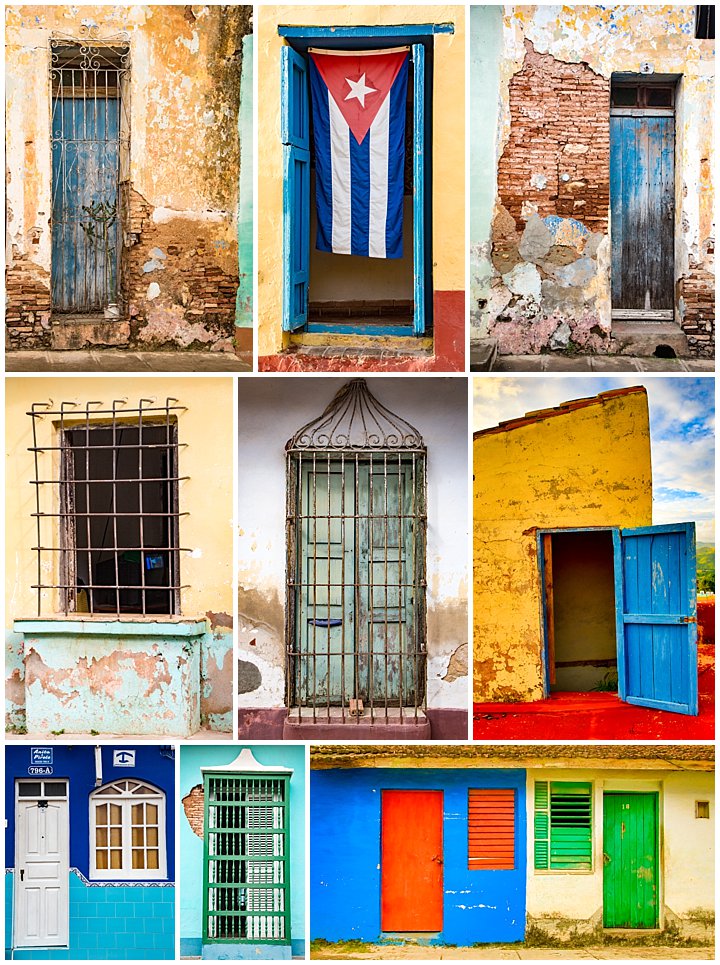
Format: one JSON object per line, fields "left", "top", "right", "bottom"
{"left": 611, "top": 320, "right": 689, "bottom": 357}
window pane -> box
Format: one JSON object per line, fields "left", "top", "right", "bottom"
{"left": 612, "top": 86, "right": 637, "bottom": 107}
{"left": 18, "top": 783, "right": 42, "bottom": 797}
{"left": 146, "top": 803, "right": 158, "bottom": 823}
{"left": 96, "top": 850, "right": 108, "bottom": 870}
{"left": 147, "top": 849, "right": 159, "bottom": 870}
{"left": 132, "top": 827, "right": 145, "bottom": 846}
{"left": 110, "top": 804, "right": 122, "bottom": 824}
{"left": 132, "top": 803, "right": 144, "bottom": 824}
{"left": 646, "top": 87, "right": 672, "bottom": 107}
{"left": 132, "top": 849, "right": 145, "bottom": 869}
{"left": 44, "top": 782, "right": 67, "bottom": 797}
{"left": 110, "top": 827, "right": 122, "bottom": 847}
{"left": 146, "top": 827, "right": 159, "bottom": 847}
{"left": 96, "top": 828, "right": 108, "bottom": 847}
{"left": 110, "top": 849, "right": 122, "bottom": 869}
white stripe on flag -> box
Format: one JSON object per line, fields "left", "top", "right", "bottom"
{"left": 368, "top": 94, "right": 390, "bottom": 258}
{"left": 329, "top": 92, "right": 352, "bottom": 255}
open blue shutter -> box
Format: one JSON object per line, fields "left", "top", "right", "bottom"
{"left": 281, "top": 46, "right": 310, "bottom": 332}
{"left": 614, "top": 523, "right": 698, "bottom": 715}
{"left": 411, "top": 43, "right": 426, "bottom": 336}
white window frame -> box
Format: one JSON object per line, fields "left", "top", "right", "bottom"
{"left": 89, "top": 779, "right": 167, "bottom": 881}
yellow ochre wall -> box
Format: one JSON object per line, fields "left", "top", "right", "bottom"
{"left": 256, "top": 5, "right": 465, "bottom": 356}
{"left": 473, "top": 387, "right": 653, "bottom": 703}
{"left": 5, "top": 377, "right": 234, "bottom": 624}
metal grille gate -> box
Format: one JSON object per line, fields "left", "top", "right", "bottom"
{"left": 50, "top": 36, "right": 130, "bottom": 313}
{"left": 203, "top": 775, "right": 290, "bottom": 943}
{"left": 28, "top": 398, "right": 187, "bottom": 616}
{"left": 286, "top": 380, "right": 428, "bottom": 723}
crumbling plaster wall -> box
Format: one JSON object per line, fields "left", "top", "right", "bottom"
{"left": 471, "top": 5, "right": 714, "bottom": 357}
{"left": 5, "top": 377, "right": 234, "bottom": 733}
{"left": 238, "top": 378, "right": 469, "bottom": 713}
{"left": 473, "top": 389, "right": 652, "bottom": 704}
{"left": 5, "top": 5, "right": 251, "bottom": 350}
{"left": 525, "top": 768, "right": 715, "bottom": 942}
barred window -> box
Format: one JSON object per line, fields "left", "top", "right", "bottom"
{"left": 285, "top": 380, "right": 427, "bottom": 722}
{"left": 29, "top": 398, "right": 187, "bottom": 616}
{"left": 90, "top": 780, "right": 166, "bottom": 880}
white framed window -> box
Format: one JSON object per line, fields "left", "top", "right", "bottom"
{"left": 89, "top": 779, "right": 166, "bottom": 880}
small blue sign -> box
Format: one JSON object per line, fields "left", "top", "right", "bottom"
{"left": 113, "top": 750, "right": 136, "bottom": 768}
{"left": 30, "top": 747, "right": 53, "bottom": 766}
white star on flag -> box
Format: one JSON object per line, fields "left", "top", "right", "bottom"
{"left": 344, "top": 73, "right": 377, "bottom": 109}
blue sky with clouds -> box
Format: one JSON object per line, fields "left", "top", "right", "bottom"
{"left": 473, "top": 376, "right": 715, "bottom": 543}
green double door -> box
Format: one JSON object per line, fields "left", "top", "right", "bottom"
{"left": 296, "top": 459, "right": 418, "bottom": 705}
{"left": 603, "top": 792, "right": 659, "bottom": 929}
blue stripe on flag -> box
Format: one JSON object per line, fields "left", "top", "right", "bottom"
{"left": 349, "top": 130, "right": 370, "bottom": 256}
{"left": 309, "top": 58, "right": 334, "bottom": 253}
{"left": 385, "top": 57, "right": 409, "bottom": 259}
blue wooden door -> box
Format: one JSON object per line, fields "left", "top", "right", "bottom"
{"left": 610, "top": 114, "right": 674, "bottom": 314}
{"left": 411, "top": 43, "right": 426, "bottom": 336}
{"left": 281, "top": 46, "right": 310, "bottom": 332}
{"left": 51, "top": 96, "right": 120, "bottom": 312}
{"left": 613, "top": 523, "right": 697, "bottom": 715}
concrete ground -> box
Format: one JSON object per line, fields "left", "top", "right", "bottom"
{"left": 311, "top": 944, "right": 713, "bottom": 960}
{"left": 5, "top": 349, "right": 252, "bottom": 372}
{"left": 479, "top": 354, "right": 715, "bottom": 372}
{"left": 6, "top": 727, "right": 232, "bottom": 741}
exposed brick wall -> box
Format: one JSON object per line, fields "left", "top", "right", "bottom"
{"left": 679, "top": 256, "right": 715, "bottom": 358}
{"left": 182, "top": 784, "right": 205, "bottom": 839}
{"left": 497, "top": 40, "right": 611, "bottom": 234}
{"left": 5, "top": 251, "right": 52, "bottom": 350}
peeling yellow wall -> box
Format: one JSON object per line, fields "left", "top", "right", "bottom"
{"left": 5, "top": 5, "right": 246, "bottom": 281}
{"left": 256, "top": 5, "right": 465, "bottom": 356}
{"left": 473, "top": 388, "right": 653, "bottom": 703}
{"left": 5, "top": 377, "right": 234, "bottom": 624}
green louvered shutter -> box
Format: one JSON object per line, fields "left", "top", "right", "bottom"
{"left": 534, "top": 781, "right": 549, "bottom": 869}
{"left": 534, "top": 781, "right": 592, "bottom": 871}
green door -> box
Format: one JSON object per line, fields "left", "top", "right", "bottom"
{"left": 603, "top": 792, "right": 659, "bottom": 928}
{"left": 296, "top": 458, "right": 417, "bottom": 704}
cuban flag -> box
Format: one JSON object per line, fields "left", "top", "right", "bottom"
{"left": 309, "top": 47, "right": 409, "bottom": 259}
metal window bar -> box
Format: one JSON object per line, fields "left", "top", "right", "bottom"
{"left": 285, "top": 380, "right": 428, "bottom": 725}
{"left": 28, "top": 398, "right": 188, "bottom": 617}
{"left": 50, "top": 37, "right": 130, "bottom": 313}
{"left": 204, "top": 776, "right": 289, "bottom": 943}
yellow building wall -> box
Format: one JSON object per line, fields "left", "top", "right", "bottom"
{"left": 5, "top": 377, "right": 234, "bottom": 624}
{"left": 473, "top": 388, "right": 653, "bottom": 702}
{"left": 256, "top": 5, "right": 465, "bottom": 356}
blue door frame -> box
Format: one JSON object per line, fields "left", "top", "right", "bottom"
{"left": 537, "top": 524, "right": 698, "bottom": 715}
{"left": 279, "top": 25, "right": 448, "bottom": 336}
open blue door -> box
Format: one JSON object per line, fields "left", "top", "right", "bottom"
{"left": 411, "top": 43, "right": 426, "bottom": 336}
{"left": 613, "top": 523, "right": 698, "bottom": 715}
{"left": 281, "top": 46, "right": 310, "bottom": 332}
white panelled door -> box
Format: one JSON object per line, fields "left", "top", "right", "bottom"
{"left": 14, "top": 783, "right": 70, "bottom": 948}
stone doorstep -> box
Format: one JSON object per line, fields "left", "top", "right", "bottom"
{"left": 609, "top": 321, "right": 690, "bottom": 357}
{"left": 50, "top": 316, "right": 131, "bottom": 350}
{"left": 283, "top": 709, "right": 432, "bottom": 741}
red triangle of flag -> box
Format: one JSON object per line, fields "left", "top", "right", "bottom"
{"left": 310, "top": 50, "right": 408, "bottom": 145}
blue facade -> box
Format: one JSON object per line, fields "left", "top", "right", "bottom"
{"left": 5, "top": 744, "right": 175, "bottom": 960}
{"left": 311, "top": 768, "right": 527, "bottom": 945}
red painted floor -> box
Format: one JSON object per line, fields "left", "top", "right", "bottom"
{"left": 473, "top": 644, "right": 714, "bottom": 741}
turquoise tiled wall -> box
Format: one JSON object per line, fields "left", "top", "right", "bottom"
{"left": 5, "top": 871, "right": 175, "bottom": 960}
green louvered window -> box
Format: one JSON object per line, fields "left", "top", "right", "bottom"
{"left": 534, "top": 781, "right": 592, "bottom": 871}
{"left": 202, "top": 774, "right": 290, "bottom": 943}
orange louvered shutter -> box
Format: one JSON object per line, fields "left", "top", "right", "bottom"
{"left": 468, "top": 788, "right": 515, "bottom": 870}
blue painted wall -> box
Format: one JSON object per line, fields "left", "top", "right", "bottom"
{"left": 5, "top": 744, "right": 175, "bottom": 959}
{"left": 179, "top": 744, "right": 306, "bottom": 958}
{"left": 311, "top": 768, "right": 527, "bottom": 945}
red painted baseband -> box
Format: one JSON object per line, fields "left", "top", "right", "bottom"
{"left": 473, "top": 643, "right": 714, "bottom": 741}
{"left": 259, "top": 290, "right": 465, "bottom": 372}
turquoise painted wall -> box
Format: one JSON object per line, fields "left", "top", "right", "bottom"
{"left": 236, "top": 31, "right": 254, "bottom": 330}
{"left": 469, "top": 6, "right": 503, "bottom": 333}
{"left": 179, "top": 744, "right": 306, "bottom": 957}
{"left": 5, "top": 871, "right": 175, "bottom": 960}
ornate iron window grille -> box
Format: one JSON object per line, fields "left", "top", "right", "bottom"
{"left": 285, "top": 379, "right": 428, "bottom": 724}
{"left": 50, "top": 31, "right": 131, "bottom": 314}
{"left": 28, "top": 398, "right": 189, "bottom": 617}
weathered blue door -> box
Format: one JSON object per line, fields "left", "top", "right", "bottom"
{"left": 51, "top": 96, "right": 120, "bottom": 311}
{"left": 610, "top": 114, "right": 674, "bottom": 315}
{"left": 613, "top": 522, "right": 698, "bottom": 715}
{"left": 281, "top": 45, "right": 311, "bottom": 332}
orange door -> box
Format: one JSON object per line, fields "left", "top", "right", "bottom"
{"left": 381, "top": 790, "right": 443, "bottom": 931}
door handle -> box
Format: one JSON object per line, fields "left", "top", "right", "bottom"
{"left": 431, "top": 855, "right": 443, "bottom": 865}
{"left": 308, "top": 618, "right": 342, "bottom": 627}
{"left": 603, "top": 852, "right": 611, "bottom": 866}
{"left": 20, "top": 869, "right": 24, "bottom": 881}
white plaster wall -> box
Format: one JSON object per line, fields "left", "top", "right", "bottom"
{"left": 237, "top": 376, "right": 468, "bottom": 709}
{"left": 526, "top": 767, "right": 715, "bottom": 923}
